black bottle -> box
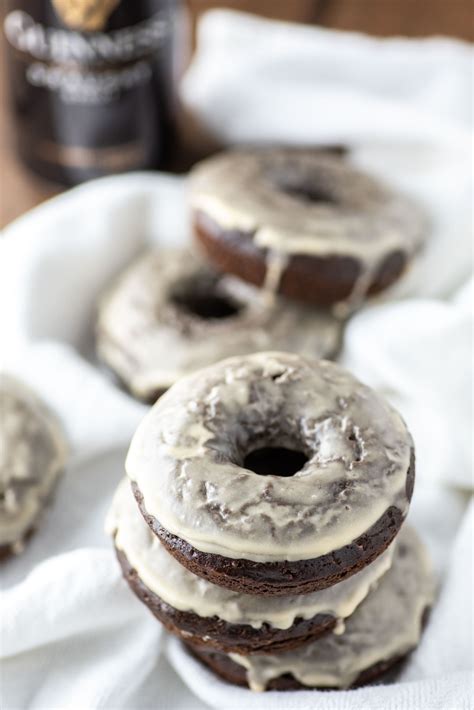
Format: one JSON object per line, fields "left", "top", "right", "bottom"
{"left": 3, "top": 0, "right": 185, "bottom": 184}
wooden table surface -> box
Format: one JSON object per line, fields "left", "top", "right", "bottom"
{"left": 1, "top": 0, "right": 472, "bottom": 228}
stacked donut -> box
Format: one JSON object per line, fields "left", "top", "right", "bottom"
{"left": 97, "top": 148, "right": 427, "bottom": 403}
{"left": 107, "top": 352, "right": 435, "bottom": 692}
{"left": 190, "top": 148, "right": 427, "bottom": 312}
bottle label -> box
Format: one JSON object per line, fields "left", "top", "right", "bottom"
{"left": 3, "top": 1, "right": 179, "bottom": 179}
{"left": 4, "top": 8, "right": 171, "bottom": 104}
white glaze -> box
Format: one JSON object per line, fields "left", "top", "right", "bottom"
{"left": 126, "top": 352, "right": 413, "bottom": 562}
{"left": 0, "top": 375, "right": 68, "bottom": 547}
{"left": 191, "top": 149, "right": 427, "bottom": 309}
{"left": 229, "top": 526, "right": 435, "bottom": 690}
{"left": 96, "top": 249, "right": 342, "bottom": 400}
{"left": 107, "top": 479, "right": 394, "bottom": 630}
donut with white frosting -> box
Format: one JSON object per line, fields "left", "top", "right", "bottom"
{"left": 190, "top": 149, "right": 427, "bottom": 311}
{"left": 185, "top": 525, "right": 435, "bottom": 691}
{"left": 126, "top": 352, "right": 415, "bottom": 596}
{"left": 0, "top": 375, "right": 67, "bottom": 558}
{"left": 96, "top": 249, "right": 342, "bottom": 402}
{"left": 107, "top": 479, "right": 394, "bottom": 654}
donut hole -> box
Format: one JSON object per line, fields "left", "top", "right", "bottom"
{"left": 280, "top": 184, "right": 337, "bottom": 205}
{"left": 271, "top": 173, "right": 338, "bottom": 206}
{"left": 170, "top": 275, "right": 243, "bottom": 320}
{"left": 243, "top": 446, "right": 309, "bottom": 477}
{"left": 173, "top": 292, "right": 241, "bottom": 319}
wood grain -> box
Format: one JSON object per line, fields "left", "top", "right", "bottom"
{"left": 188, "top": 0, "right": 318, "bottom": 28}
{"left": 317, "top": 0, "right": 474, "bottom": 40}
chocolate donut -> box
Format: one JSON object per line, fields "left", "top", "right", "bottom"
{"left": 190, "top": 149, "right": 427, "bottom": 311}
{"left": 0, "top": 375, "right": 67, "bottom": 559}
{"left": 107, "top": 479, "right": 394, "bottom": 655}
{"left": 126, "top": 352, "right": 415, "bottom": 596}
{"left": 96, "top": 249, "right": 342, "bottom": 402}
{"left": 182, "top": 526, "right": 435, "bottom": 691}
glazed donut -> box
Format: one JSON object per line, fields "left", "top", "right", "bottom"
{"left": 0, "top": 375, "right": 67, "bottom": 559}
{"left": 184, "top": 526, "right": 435, "bottom": 691}
{"left": 96, "top": 249, "right": 342, "bottom": 402}
{"left": 126, "top": 352, "right": 415, "bottom": 596}
{"left": 107, "top": 479, "right": 394, "bottom": 655}
{"left": 190, "top": 149, "right": 428, "bottom": 311}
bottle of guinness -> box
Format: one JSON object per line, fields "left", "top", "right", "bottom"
{"left": 3, "top": 0, "right": 185, "bottom": 184}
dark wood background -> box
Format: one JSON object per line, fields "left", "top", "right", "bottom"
{"left": 1, "top": 0, "right": 472, "bottom": 227}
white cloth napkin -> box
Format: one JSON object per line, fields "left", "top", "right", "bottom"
{"left": 1, "top": 10, "right": 473, "bottom": 710}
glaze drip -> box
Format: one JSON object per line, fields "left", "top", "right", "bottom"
{"left": 190, "top": 149, "right": 427, "bottom": 310}
{"left": 107, "top": 479, "right": 395, "bottom": 631}
{"left": 229, "top": 526, "right": 435, "bottom": 690}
